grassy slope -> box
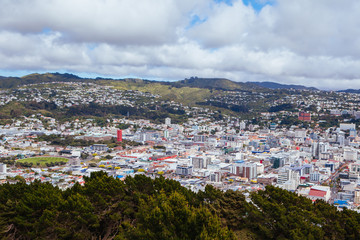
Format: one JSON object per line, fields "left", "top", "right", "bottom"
{"left": 177, "top": 78, "right": 248, "bottom": 90}
{"left": 103, "top": 80, "right": 213, "bottom": 105}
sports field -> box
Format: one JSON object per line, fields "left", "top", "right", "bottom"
{"left": 17, "top": 157, "right": 68, "bottom": 167}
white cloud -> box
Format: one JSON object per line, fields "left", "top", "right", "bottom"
{"left": 1, "top": 0, "right": 360, "bottom": 89}
{"left": 0, "top": 0, "right": 202, "bottom": 45}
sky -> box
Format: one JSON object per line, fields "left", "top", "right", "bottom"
{"left": 0, "top": 0, "right": 360, "bottom": 90}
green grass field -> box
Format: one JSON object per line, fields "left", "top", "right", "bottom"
{"left": 17, "top": 157, "right": 69, "bottom": 167}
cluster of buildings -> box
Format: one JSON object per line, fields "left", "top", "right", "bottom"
{"left": 2, "top": 82, "right": 360, "bottom": 211}
{"left": 0, "top": 112, "right": 360, "bottom": 211}
{"left": 0, "top": 82, "right": 160, "bottom": 108}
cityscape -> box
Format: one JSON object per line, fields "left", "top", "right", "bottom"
{"left": 0, "top": 78, "right": 360, "bottom": 211}
{"left": 2, "top": 0, "right": 360, "bottom": 239}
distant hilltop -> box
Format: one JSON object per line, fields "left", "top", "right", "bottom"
{"left": 0, "top": 72, "right": 319, "bottom": 91}
{"left": 337, "top": 89, "right": 360, "bottom": 94}
{"left": 249, "top": 81, "right": 319, "bottom": 90}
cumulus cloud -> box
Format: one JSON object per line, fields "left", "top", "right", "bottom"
{"left": 1, "top": 0, "right": 360, "bottom": 89}
{"left": 0, "top": 0, "right": 203, "bottom": 45}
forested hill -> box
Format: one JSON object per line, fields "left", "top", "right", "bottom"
{"left": 0, "top": 172, "right": 360, "bottom": 240}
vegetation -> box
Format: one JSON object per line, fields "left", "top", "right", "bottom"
{"left": 36, "top": 134, "right": 142, "bottom": 148}
{"left": 0, "top": 172, "right": 360, "bottom": 239}
{"left": 1, "top": 72, "right": 359, "bottom": 127}
{"left": 0, "top": 72, "right": 331, "bottom": 124}
{"left": 171, "top": 77, "right": 257, "bottom": 91}
{"left": 197, "top": 101, "right": 249, "bottom": 113}
{"left": 16, "top": 157, "right": 68, "bottom": 167}
{"left": 0, "top": 101, "right": 190, "bottom": 125}
{"left": 268, "top": 103, "right": 296, "bottom": 112}
{"left": 0, "top": 72, "right": 85, "bottom": 89}
{"left": 105, "top": 78, "right": 213, "bottom": 105}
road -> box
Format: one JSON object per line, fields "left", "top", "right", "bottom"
{"left": 323, "top": 162, "right": 349, "bottom": 204}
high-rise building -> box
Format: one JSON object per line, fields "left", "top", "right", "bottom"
{"left": 277, "top": 168, "right": 300, "bottom": 190}
{"left": 193, "top": 135, "right": 207, "bottom": 142}
{"left": 354, "top": 190, "right": 360, "bottom": 204}
{"left": 164, "top": 130, "right": 169, "bottom": 139}
{"left": 117, "top": 129, "right": 122, "bottom": 142}
{"left": 0, "top": 163, "right": 6, "bottom": 174}
{"left": 349, "top": 128, "right": 357, "bottom": 138}
{"left": 165, "top": 117, "right": 171, "bottom": 125}
{"left": 210, "top": 172, "right": 221, "bottom": 182}
{"left": 192, "top": 157, "right": 210, "bottom": 169}
{"left": 240, "top": 121, "right": 246, "bottom": 130}
{"left": 310, "top": 171, "right": 320, "bottom": 182}
{"left": 233, "top": 162, "right": 257, "bottom": 179}
{"left": 176, "top": 165, "right": 193, "bottom": 176}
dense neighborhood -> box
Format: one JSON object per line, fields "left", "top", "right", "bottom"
{"left": 2, "top": 80, "right": 360, "bottom": 212}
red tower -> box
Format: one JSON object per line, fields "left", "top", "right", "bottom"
{"left": 117, "top": 129, "right": 123, "bottom": 142}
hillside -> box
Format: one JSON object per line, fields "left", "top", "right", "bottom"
{"left": 0, "top": 72, "right": 87, "bottom": 88}
{"left": 171, "top": 77, "right": 260, "bottom": 91}
{"left": 0, "top": 73, "right": 262, "bottom": 92}
{"left": 105, "top": 79, "right": 213, "bottom": 105}
{"left": 250, "top": 81, "right": 318, "bottom": 90}
{"left": 0, "top": 172, "right": 359, "bottom": 239}
{"left": 337, "top": 89, "right": 360, "bottom": 94}
{"left": 0, "top": 73, "right": 319, "bottom": 92}
{"left": 0, "top": 73, "right": 320, "bottom": 121}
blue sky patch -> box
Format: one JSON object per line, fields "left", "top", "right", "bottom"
{"left": 213, "top": 0, "right": 234, "bottom": 6}
{"left": 187, "top": 15, "right": 208, "bottom": 29}
{"left": 41, "top": 27, "right": 53, "bottom": 34}
{"left": 242, "top": 0, "right": 275, "bottom": 12}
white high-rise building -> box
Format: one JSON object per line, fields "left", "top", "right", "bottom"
{"left": 0, "top": 163, "right": 6, "bottom": 174}
{"left": 164, "top": 130, "right": 169, "bottom": 139}
{"left": 210, "top": 172, "right": 221, "bottom": 182}
{"left": 240, "top": 121, "right": 246, "bottom": 130}
{"left": 165, "top": 117, "right": 171, "bottom": 125}
{"left": 192, "top": 157, "right": 211, "bottom": 169}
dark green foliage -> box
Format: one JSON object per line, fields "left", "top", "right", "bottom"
{"left": 280, "top": 115, "right": 302, "bottom": 127}
{"left": 36, "top": 134, "right": 141, "bottom": 148}
{"left": 197, "top": 185, "right": 360, "bottom": 240}
{"left": 0, "top": 100, "right": 189, "bottom": 124}
{"left": 1, "top": 173, "right": 360, "bottom": 239}
{"left": 268, "top": 103, "right": 296, "bottom": 112}
{"left": 0, "top": 173, "right": 229, "bottom": 239}
{"left": 197, "top": 101, "right": 249, "bottom": 113}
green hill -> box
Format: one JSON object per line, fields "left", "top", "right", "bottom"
{"left": 105, "top": 79, "right": 213, "bottom": 105}
{"left": 0, "top": 73, "right": 292, "bottom": 120}
{"left": 172, "top": 77, "right": 261, "bottom": 91}
{"left": 0, "top": 73, "right": 262, "bottom": 92}
{"left": 0, "top": 72, "right": 86, "bottom": 88}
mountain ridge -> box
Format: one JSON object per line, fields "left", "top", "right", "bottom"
{"left": 337, "top": 89, "right": 360, "bottom": 94}
{"left": 249, "top": 81, "right": 318, "bottom": 90}
{"left": 0, "top": 72, "right": 318, "bottom": 91}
